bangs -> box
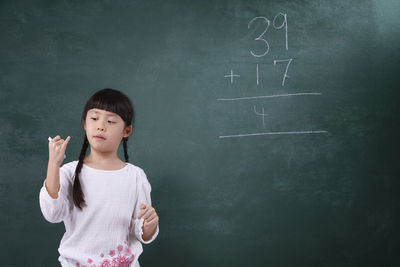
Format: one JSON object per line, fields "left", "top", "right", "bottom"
{"left": 82, "top": 88, "right": 134, "bottom": 126}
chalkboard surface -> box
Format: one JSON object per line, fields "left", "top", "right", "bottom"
{"left": 1, "top": 0, "right": 399, "bottom": 266}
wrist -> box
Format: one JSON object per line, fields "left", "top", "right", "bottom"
{"left": 48, "top": 159, "right": 61, "bottom": 168}
{"left": 142, "top": 223, "right": 157, "bottom": 241}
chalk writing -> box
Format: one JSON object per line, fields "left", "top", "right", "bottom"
{"left": 274, "top": 58, "right": 293, "bottom": 86}
{"left": 224, "top": 69, "right": 240, "bottom": 84}
{"left": 253, "top": 105, "right": 268, "bottom": 128}
{"left": 218, "top": 13, "right": 327, "bottom": 138}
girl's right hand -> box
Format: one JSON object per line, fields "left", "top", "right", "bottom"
{"left": 48, "top": 135, "right": 71, "bottom": 167}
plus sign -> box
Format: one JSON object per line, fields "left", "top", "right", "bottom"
{"left": 224, "top": 69, "right": 240, "bottom": 84}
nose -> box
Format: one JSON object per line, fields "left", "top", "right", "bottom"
{"left": 97, "top": 120, "right": 106, "bottom": 131}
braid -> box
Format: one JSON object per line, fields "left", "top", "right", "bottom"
{"left": 123, "top": 137, "right": 129, "bottom": 162}
{"left": 73, "top": 134, "right": 89, "bottom": 210}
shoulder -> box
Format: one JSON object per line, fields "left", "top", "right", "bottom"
{"left": 60, "top": 160, "right": 78, "bottom": 176}
{"left": 60, "top": 160, "right": 79, "bottom": 171}
{"left": 125, "top": 163, "right": 151, "bottom": 187}
{"left": 58, "top": 160, "right": 79, "bottom": 182}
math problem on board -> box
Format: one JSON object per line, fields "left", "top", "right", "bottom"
{"left": 218, "top": 12, "right": 328, "bottom": 139}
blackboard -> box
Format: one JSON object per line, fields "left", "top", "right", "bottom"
{"left": 1, "top": 0, "right": 399, "bottom": 266}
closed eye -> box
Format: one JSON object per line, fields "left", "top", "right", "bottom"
{"left": 91, "top": 117, "right": 115, "bottom": 124}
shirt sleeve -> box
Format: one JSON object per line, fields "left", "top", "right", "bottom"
{"left": 132, "top": 168, "right": 159, "bottom": 244}
{"left": 39, "top": 163, "right": 73, "bottom": 223}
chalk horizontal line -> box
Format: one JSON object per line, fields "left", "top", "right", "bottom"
{"left": 217, "top": 92, "right": 322, "bottom": 101}
{"left": 219, "top": 130, "right": 328, "bottom": 138}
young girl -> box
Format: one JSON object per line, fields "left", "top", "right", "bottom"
{"left": 39, "top": 88, "right": 159, "bottom": 267}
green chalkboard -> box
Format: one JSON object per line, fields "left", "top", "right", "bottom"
{"left": 1, "top": 0, "right": 399, "bottom": 266}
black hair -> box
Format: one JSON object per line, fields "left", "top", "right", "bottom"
{"left": 73, "top": 88, "right": 135, "bottom": 210}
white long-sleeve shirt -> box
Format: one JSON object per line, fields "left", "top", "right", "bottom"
{"left": 39, "top": 160, "right": 159, "bottom": 267}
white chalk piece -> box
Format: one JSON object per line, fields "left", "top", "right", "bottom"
{"left": 48, "top": 136, "right": 67, "bottom": 159}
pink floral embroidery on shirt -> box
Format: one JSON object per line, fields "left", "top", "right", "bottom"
{"left": 76, "top": 242, "right": 135, "bottom": 267}
{"left": 100, "top": 259, "right": 111, "bottom": 267}
{"left": 100, "top": 244, "right": 135, "bottom": 267}
{"left": 76, "top": 229, "right": 134, "bottom": 267}
{"left": 112, "top": 254, "right": 134, "bottom": 266}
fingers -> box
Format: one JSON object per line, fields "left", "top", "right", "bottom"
{"left": 138, "top": 204, "right": 156, "bottom": 221}
{"left": 51, "top": 135, "right": 61, "bottom": 142}
{"left": 143, "top": 215, "right": 159, "bottom": 229}
{"left": 144, "top": 216, "right": 158, "bottom": 227}
{"left": 145, "top": 212, "right": 158, "bottom": 222}
{"left": 138, "top": 203, "right": 148, "bottom": 217}
{"left": 50, "top": 135, "right": 71, "bottom": 146}
{"left": 143, "top": 210, "right": 159, "bottom": 228}
{"left": 48, "top": 135, "right": 70, "bottom": 165}
{"left": 61, "top": 136, "right": 71, "bottom": 149}
{"left": 138, "top": 205, "right": 151, "bottom": 219}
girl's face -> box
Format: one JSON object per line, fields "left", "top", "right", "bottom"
{"left": 83, "top": 108, "right": 132, "bottom": 154}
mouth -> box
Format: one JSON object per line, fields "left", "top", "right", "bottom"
{"left": 94, "top": 135, "right": 106, "bottom": 140}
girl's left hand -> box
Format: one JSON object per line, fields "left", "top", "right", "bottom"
{"left": 138, "top": 203, "right": 159, "bottom": 240}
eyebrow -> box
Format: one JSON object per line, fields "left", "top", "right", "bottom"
{"left": 89, "top": 110, "right": 117, "bottom": 117}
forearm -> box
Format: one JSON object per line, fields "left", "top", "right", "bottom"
{"left": 45, "top": 161, "right": 60, "bottom": 199}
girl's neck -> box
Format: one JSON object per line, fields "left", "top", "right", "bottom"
{"left": 83, "top": 153, "right": 125, "bottom": 169}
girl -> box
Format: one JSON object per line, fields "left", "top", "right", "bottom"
{"left": 39, "top": 88, "right": 159, "bottom": 267}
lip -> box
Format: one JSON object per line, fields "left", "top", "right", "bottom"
{"left": 94, "top": 135, "right": 106, "bottom": 140}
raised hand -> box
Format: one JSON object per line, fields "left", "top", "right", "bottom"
{"left": 48, "top": 135, "right": 71, "bottom": 167}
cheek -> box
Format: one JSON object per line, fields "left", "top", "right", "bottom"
{"left": 83, "top": 122, "right": 91, "bottom": 131}
{"left": 110, "top": 128, "right": 124, "bottom": 139}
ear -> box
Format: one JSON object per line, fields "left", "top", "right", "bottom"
{"left": 82, "top": 119, "right": 86, "bottom": 131}
{"left": 123, "top": 125, "right": 133, "bottom": 138}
